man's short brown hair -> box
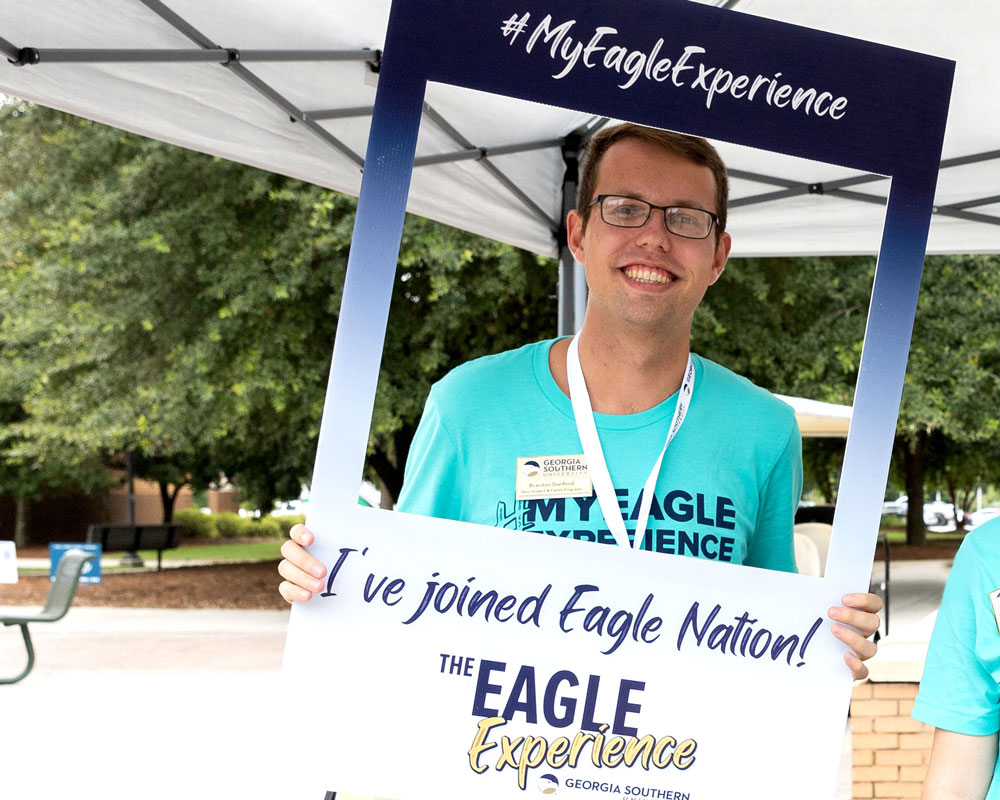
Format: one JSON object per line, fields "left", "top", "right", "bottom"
{"left": 577, "top": 123, "right": 729, "bottom": 238}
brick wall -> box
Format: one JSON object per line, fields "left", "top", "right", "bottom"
{"left": 851, "top": 682, "right": 932, "bottom": 798}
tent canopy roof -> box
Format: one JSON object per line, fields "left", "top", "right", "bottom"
{"left": 1, "top": 0, "right": 997, "bottom": 259}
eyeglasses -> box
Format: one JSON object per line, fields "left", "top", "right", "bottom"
{"left": 588, "top": 195, "right": 719, "bottom": 240}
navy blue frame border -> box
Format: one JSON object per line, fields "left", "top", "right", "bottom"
{"left": 312, "top": 0, "right": 954, "bottom": 592}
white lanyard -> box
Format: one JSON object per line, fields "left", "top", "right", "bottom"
{"left": 566, "top": 335, "right": 695, "bottom": 552}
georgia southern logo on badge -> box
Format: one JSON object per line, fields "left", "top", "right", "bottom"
{"left": 521, "top": 460, "right": 541, "bottom": 477}
{"left": 538, "top": 774, "right": 559, "bottom": 795}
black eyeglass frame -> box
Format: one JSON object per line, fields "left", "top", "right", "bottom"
{"left": 587, "top": 194, "right": 720, "bottom": 240}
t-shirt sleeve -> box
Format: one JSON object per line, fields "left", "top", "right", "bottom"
{"left": 744, "top": 419, "right": 801, "bottom": 573}
{"left": 396, "top": 386, "right": 466, "bottom": 522}
{"left": 912, "top": 537, "right": 1000, "bottom": 735}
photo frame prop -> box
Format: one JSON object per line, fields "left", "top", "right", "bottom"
{"left": 282, "top": 1, "right": 953, "bottom": 798}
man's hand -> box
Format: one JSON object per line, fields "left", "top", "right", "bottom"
{"left": 828, "top": 592, "right": 883, "bottom": 680}
{"left": 278, "top": 524, "right": 327, "bottom": 603}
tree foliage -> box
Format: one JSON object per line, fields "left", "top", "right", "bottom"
{"left": 0, "top": 103, "right": 555, "bottom": 523}
{"left": 697, "top": 253, "right": 1000, "bottom": 543}
{"left": 2, "top": 102, "right": 997, "bottom": 541}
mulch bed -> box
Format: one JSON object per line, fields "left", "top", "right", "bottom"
{"left": 0, "top": 539, "right": 959, "bottom": 610}
{"left": 1, "top": 560, "right": 287, "bottom": 610}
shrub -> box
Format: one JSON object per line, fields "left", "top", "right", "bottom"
{"left": 274, "top": 514, "right": 306, "bottom": 539}
{"left": 251, "top": 517, "right": 283, "bottom": 539}
{"left": 174, "top": 508, "right": 217, "bottom": 540}
{"left": 214, "top": 511, "right": 249, "bottom": 539}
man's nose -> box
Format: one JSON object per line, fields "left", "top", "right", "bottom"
{"left": 634, "top": 212, "right": 672, "bottom": 249}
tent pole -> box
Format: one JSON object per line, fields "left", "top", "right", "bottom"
{"left": 0, "top": 35, "right": 21, "bottom": 63}
{"left": 8, "top": 48, "right": 377, "bottom": 65}
{"left": 558, "top": 247, "right": 575, "bottom": 337}
{"left": 558, "top": 134, "right": 584, "bottom": 336}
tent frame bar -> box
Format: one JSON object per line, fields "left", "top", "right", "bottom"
{"left": 0, "top": 34, "right": 19, "bottom": 63}
{"left": 421, "top": 102, "right": 559, "bottom": 234}
{"left": 3, "top": 0, "right": 557, "bottom": 229}
{"left": 732, "top": 150, "right": 1000, "bottom": 228}
{"left": 7, "top": 2, "right": 997, "bottom": 241}
{"left": 307, "top": 106, "right": 375, "bottom": 121}
{"left": 6, "top": 48, "right": 379, "bottom": 67}
{"left": 413, "top": 138, "right": 563, "bottom": 167}
{"left": 133, "top": 0, "right": 367, "bottom": 168}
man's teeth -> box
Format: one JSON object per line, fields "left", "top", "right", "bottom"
{"left": 624, "top": 267, "right": 674, "bottom": 284}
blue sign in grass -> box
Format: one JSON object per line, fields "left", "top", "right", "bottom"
{"left": 49, "top": 542, "right": 102, "bottom": 585}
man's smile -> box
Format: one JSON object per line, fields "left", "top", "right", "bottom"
{"left": 621, "top": 264, "right": 678, "bottom": 286}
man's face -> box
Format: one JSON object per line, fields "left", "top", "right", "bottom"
{"left": 567, "top": 138, "right": 731, "bottom": 336}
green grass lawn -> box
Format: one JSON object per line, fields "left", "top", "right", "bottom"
{"left": 132, "top": 539, "right": 284, "bottom": 563}
{"left": 19, "top": 539, "right": 285, "bottom": 574}
{"left": 878, "top": 528, "right": 966, "bottom": 545}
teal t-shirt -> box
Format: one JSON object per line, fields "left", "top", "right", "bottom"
{"left": 398, "top": 338, "right": 801, "bottom": 572}
{"left": 913, "top": 520, "right": 1000, "bottom": 796}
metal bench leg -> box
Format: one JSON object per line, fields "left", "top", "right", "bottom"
{"left": 0, "top": 623, "right": 36, "bottom": 685}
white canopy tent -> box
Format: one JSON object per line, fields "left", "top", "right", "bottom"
{"left": 1, "top": 0, "right": 997, "bottom": 263}
{"left": 777, "top": 395, "right": 852, "bottom": 438}
{"left": 0, "top": 1, "right": 993, "bottom": 435}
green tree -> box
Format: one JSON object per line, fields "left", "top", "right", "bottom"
{"left": 0, "top": 103, "right": 557, "bottom": 523}
{"left": 368, "top": 214, "right": 556, "bottom": 504}
{"left": 0, "top": 102, "right": 348, "bottom": 517}
{"left": 893, "top": 255, "right": 1000, "bottom": 543}
{"left": 693, "top": 255, "right": 870, "bottom": 506}
{"left": 696, "top": 254, "right": 1000, "bottom": 544}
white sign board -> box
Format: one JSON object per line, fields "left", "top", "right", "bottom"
{"left": 0, "top": 540, "right": 17, "bottom": 584}
{"left": 282, "top": 0, "right": 952, "bottom": 797}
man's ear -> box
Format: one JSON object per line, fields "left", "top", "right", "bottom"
{"left": 567, "top": 209, "right": 586, "bottom": 264}
{"left": 709, "top": 231, "right": 732, "bottom": 285}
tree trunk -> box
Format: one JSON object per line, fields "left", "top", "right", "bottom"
{"left": 367, "top": 449, "right": 404, "bottom": 508}
{"left": 13, "top": 498, "right": 30, "bottom": 548}
{"left": 944, "top": 476, "right": 975, "bottom": 532}
{"left": 900, "top": 433, "right": 929, "bottom": 546}
{"left": 378, "top": 478, "right": 394, "bottom": 510}
{"left": 367, "top": 425, "right": 416, "bottom": 508}
{"left": 158, "top": 481, "right": 183, "bottom": 523}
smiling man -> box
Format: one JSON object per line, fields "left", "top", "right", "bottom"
{"left": 279, "top": 122, "right": 881, "bottom": 677}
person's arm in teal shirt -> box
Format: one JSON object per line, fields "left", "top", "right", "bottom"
{"left": 922, "top": 728, "right": 998, "bottom": 800}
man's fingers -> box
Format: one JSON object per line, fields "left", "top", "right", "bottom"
{"left": 289, "top": 523, "right": 314, "bottom": 547}
{"left": 843, "top": 651, "right": 869, "bottom": 682}
{"left": 829, "top": 605, "right": 881, "bottom": 639}
{"left": 278, "top": 557, "right": 325, "bottom": 595}
{"left": 831, "top": 622, "right": 878, "bottom": 663}
{"left": 842, "top": 592, "right": 884, "bottom": 614}
{"left": 279, "top": 579, "right": 312, "bottom": 604}
{"left": 280, "top": 538, "right": 327, "bottom": 580}
{"left": 278, "top": 525, "right": 326, "bottom": 604}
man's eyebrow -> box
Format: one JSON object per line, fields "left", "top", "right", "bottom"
{"left": 603, "top": 191, "right": 714, "bottom": 211}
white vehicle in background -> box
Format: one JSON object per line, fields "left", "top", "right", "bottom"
{"left": 881, "top": 495, "right": 908, "bottom": 516}
{"left": 966, "top": 507, "right": 1000, "bottom": 530}
{"left": 922, "top": 499, "right": 960, "bottom": 531}
{"left": 881, "top": 494, "right": 964, "bottom": 530}
{"left": 271, "top": 500, "right": 306, "bottom": 517}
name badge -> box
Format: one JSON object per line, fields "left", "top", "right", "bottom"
{"left": 990, "top": 587, "right": 1000, "bottom": 635}
{"left": 515, "top": 455, "right": 592, "bottom": 500}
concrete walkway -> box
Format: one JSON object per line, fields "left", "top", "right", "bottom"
{"left": 0, "top": 557, "right": 953, "bottom": 800}
{"left": 0, "top": 606, "right": 292, "bottom": 800}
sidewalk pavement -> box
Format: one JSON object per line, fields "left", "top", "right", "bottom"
{"left": 0, "top": 606, "right": 292, "bottom": 800}
{"left": 0, "top": 558, "right": 953, "bottom": 800}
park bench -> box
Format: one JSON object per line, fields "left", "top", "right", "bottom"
{"left": 86, "top": 523, "right": 184, "bottom": 571}
{"left": 1, "top": 549, "right": 96, "bottom": 685}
